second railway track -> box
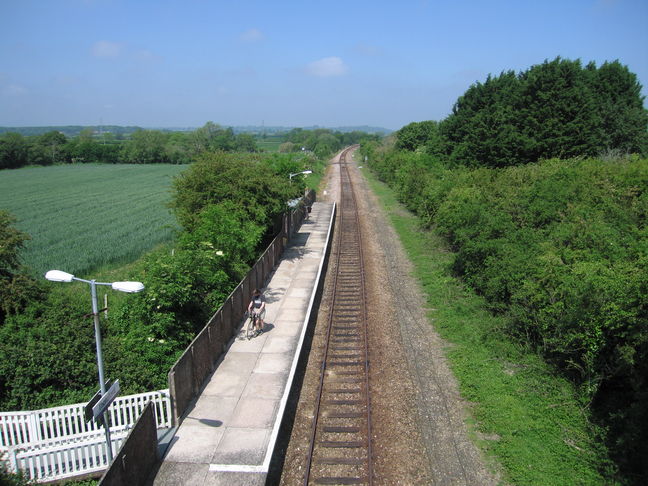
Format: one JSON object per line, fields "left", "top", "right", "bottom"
{"left": 304, "top": 146, "right": 374, "bottom": 486}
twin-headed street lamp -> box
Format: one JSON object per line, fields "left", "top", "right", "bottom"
{"left": 44, "top": 270, "right": 144, "bottom": 463}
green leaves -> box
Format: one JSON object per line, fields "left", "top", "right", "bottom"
{"left": 0, "top": 289, "right": 97, "bottom": 410}
{"left": 590, "top": 60, "right": 648, "bottom": 154}
{"left": 367, "top": 146, "right": 648, "bottom": 479}
{"left": 0, "top": 211, "right": 42, "bottom": 321}
{"left": 181, "top": 201, "right": 265, "bottom": 269}
{"left": 0, "top": 132, "right": 29, "bottom": 169}
{"left": 436, "top": 57, "right": 647, "bottom": 167}
{"left": 171, "top": 151, "right": 296, "bottom": 232}
{"left": 99, "top": 152, "right": 299, "bottom": 394}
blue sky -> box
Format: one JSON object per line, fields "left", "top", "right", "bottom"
{"left": 1, "top": 0, "right": 646, "bottom": 130}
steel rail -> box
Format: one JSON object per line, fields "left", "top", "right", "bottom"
{"left": 304, "top": 146, "right": 373, "bottom": 486}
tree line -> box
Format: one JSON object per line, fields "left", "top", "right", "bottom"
{"left": 363, "top": 57, "right": 647, "bottom": 483}
{"left": 394, "top": 58, "right": 647, "bottom": 167}
{"left": 278, "top": 128, "right": 380, "bottom": 157}
{"left": 0, "top": 122, "right": 259, "bottom": 168}
{"left": 0, "top": 123, "right": 381, "bottom": 169}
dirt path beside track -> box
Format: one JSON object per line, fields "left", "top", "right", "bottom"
{"left": 277, "top": 148, "right": 500, "bottom": 485}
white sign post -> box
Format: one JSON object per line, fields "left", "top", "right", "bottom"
{"left": 92, "top": 379, "right": 120, "bottom": 420}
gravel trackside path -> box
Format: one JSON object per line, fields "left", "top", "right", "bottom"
{"left": 276, "top": 148, "right": 500, "bottom": 485}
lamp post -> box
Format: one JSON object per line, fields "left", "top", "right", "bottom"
{"left": 44, "top": 270, "right": 144, "bottom": 463}
{"left": 289, "top": 170, "right": 312, "bottom": 180}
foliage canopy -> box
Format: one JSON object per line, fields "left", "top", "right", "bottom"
{"left": 435, "top": 58, "right": 648, "bottom": 167}
{"left": 365, "top": 142, "right": 648, "bottom": 483}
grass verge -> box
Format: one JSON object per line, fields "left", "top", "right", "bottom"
{"left": 362, "top": 169, "right": 614, "bottom": 485}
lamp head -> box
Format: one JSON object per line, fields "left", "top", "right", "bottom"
{"left": 45, "top": 270, "right": 74, "bottom": 282}
{"left": 111, "top": 281, "right": 145, "bottom": 293}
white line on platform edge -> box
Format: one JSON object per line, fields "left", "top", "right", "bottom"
{"left": 208, "top": 203, "right": 336, "bottom": 475}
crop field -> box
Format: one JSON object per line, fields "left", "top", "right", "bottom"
{"left": 256, "top": 140, "right": 282, "bottom": 152}
{"left": 0, "top": 164, "right": 188, "bottom": 277}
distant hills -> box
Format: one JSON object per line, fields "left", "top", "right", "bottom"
{"left": 230, "top": 125, "right": 393, "bottom": 135}
{"left": 0, "top": 124, "right": 392, "bottom": 137}
{"left": 0, "top": 125, "right": 141, "bottom": 138}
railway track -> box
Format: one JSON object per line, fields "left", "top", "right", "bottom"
{"left": 304, "top": 146, "right": 373, "bottom": 486}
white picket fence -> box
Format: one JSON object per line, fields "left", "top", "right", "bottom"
{"left": 0, "top": 389, "right": 172, "bottom": 482}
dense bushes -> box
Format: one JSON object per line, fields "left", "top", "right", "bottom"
{"left": 0, "top": 211, "right": 42, "bottom": 322}
{"left": 365, "top": 146, "right": 648, "bottom": 481}
{"left": 171, "top": 152, "right": 297, "bottom": 233}
{"left": 367, "top": 55, "right": 647, "bottom": 482}
{"left": 0, "top": 152, "right": 311, "bottom": 409}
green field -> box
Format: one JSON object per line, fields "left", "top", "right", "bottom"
{"left": 256, "top": 140, "right": 283, "bottom": 152}
{"left": 0, "top": 164, "right": 188, "bottom": 277}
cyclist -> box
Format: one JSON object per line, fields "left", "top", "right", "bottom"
{"left": 247, "top": 288, "right": 266, "bottom": 335}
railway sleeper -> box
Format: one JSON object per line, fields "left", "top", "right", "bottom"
{"left": 326, "top": 388, "right": 362, "bottom": 394}
{"left": 315, "top": 457, "right": 365, "bottom": 466}
{"left": 325, "top": 411, "right": 367, "bottom": 419}
{"left": 314, "top": 476, "right": 366, "bottom": 485}
{"left": 318, "top": 441, "right": 366, "bottom": 448}
{"left": 323, "top": 426, "right": 361, "bottom": 433}
{"left": 324, "top": 399, "right": 363, "bottom": 405}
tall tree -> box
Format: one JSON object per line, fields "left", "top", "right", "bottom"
{"left": 67, "top": 129, "right": 103, "bottom": 163}
{"left": 234, "top": 133, "right": 257, "bottom": 152}
{"left": 519, "top": 57, "right": 601, "bottom": 160}
{"left": 29, "top": 130, "right": 67, "bottom": 165}
{"left": 588, "top": 60, "right": 648, "bottom": 154}
{"left": 441, "top": 71, "right": 532, "bottom": 167}
{"left": 438, "top": 57, "right": 646, "bottom": 167}
{"left": 0, "top": 133, "right": 29, "bottom": 169}
{"left": 395, "top": 120, "right": 440, "bottom": 152}
{"left": 189, "top": 121, "right": 221, "bottom": 153}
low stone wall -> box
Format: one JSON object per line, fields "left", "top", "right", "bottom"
{"left": 98, "top": 402, "right": 157, "bottom": 486}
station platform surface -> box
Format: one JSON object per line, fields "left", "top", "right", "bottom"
{"left": 150, "top": 201, "right": 335, "bottom": 486}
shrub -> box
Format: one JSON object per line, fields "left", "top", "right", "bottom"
{"left": 368, "top": 147, "right": 648, "bottom": 481}
{"left": 171, "top": 152, "right": 297, "bottom": 233}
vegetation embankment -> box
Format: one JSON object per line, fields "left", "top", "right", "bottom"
{"left": 361, "top": 57, "right": 647, "bottom": 484}
{"left": 0, "top": 149, "right": 318, "bottom": 411}
{"left": 363, "top": 166, "right": 611, "bottom": 485}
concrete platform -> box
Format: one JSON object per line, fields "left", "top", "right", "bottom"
{"left": 150, "top": 202, "right": 335, "bottom": 486}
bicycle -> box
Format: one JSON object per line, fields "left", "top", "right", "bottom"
{"left": 246, "top": 311, "right": 262, "bottom": 340}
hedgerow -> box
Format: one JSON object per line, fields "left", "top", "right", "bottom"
{"left": 364, "top": 146, "right": 648, "bottom": 482}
